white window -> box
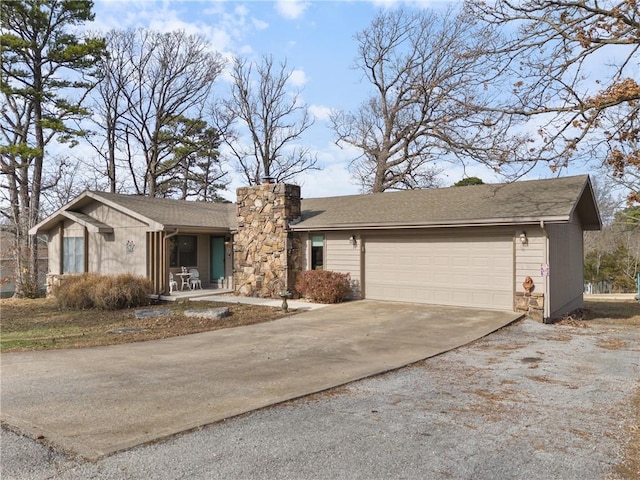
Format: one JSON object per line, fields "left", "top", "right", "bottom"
{"left": 169, "top": 235, "right": 197, "bottom": 267}
{"left": 311, "top": 234, "right": 324, "bottom": 270}
{"left": 63, "top": 237, "right": 84, "bottom": 273}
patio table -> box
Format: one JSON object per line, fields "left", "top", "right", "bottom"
{"left": 176, "top": 272, "right": 191, "bottom": 290}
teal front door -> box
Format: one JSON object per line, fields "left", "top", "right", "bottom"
{"left": 210, "top": 237, "right": 225, "bottom": 283}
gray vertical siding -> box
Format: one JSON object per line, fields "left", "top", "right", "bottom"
{"left": 84, "top": 203, "right": 148, "bottom": 276}
{"left": 547, "top": 221, "right": 584, "bottom": 317}
{"left": 514, "top": 227, "right": 547, "bottom": 299}
{"left": 300, "top": 233, "right": 309, "bottom": 272}
{"left": 325, "top": 232, "right": 362, "bottom": 297}
{"left": 48, "top": 226, "right": 62, "bottom": 275}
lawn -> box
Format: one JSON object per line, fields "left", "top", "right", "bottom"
{"left": 0, "top": 297, "right": 291, "bottom": 352}
{"left": 577, "top": 299, "right": 640, "bottom": 325}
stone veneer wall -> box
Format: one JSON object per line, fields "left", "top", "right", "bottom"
{"left": 234, "top": 183, "right": 302, "bottom": 298}
{"left": 515, "top": 292, "right": 544, "bottom": 322}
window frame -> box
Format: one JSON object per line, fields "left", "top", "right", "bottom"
{"left": 62, "top": 236, "right": 85, "bottom": 273}
{"left": 170, "top": 235, "right": 198, "bottom": 268}
{"left": 310, "top": 234, "right": 324, "bottom": 270}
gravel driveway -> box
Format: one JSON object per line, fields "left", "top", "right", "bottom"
{"left": 2, "top": 318, "right": 638, "bottom": 480}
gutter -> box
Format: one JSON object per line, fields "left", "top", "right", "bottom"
{"left": 289, "top": 217, "right": 571, "bottom": 232}
{"left": 540, "top": 220, "right": 551, "bottom": 322}
{"left": 160, "top": 229, "right": 180, "bottom": 295}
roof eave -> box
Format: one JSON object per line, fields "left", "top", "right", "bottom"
{"left": 289, "top": 216, "right": 571, "bottom": 231}
{"left": 29, "top": 190, "right": 95, "bottom": 235}
{"left": 567, "top": 175, "right": 602, "bottom": 231}
{"left": 87, "top": 191, "right": 159, "bottom": 227}
{"left": 162, "top": 225, "right": 232, "bottom": 234}
{"left": 61, "top": 211, "right": 114, "bottom": 233}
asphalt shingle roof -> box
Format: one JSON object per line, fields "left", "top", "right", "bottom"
{"left": 293, "top": 175, "right": 599, "bottom": 230}
{"left": 31, "top": 175, "right": 600, "bottom": 235}
{"left": 89, "top": 192, "right": 237, "bottom": 230}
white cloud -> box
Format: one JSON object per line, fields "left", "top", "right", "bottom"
{"left": 296, "top": 163, "right": 360, "bottom": 198}
{"left": 309, "top": 104, "right": 332, "bottom": 121}
{"left": 275, "top": 0, "right": 311, "bottom": 20}
{"left": 289, "top": 69, "right": 308, "bottom": 88}
{"left": 251, "top": 18, "right": 269, "bottom": 31}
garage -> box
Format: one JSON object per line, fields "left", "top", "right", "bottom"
{"left": 364, "top": 234, "right": 514, "bottom": 310}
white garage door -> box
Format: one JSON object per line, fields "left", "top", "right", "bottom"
{"left": 364, "top": 235, "right": 514, "bottom": 310}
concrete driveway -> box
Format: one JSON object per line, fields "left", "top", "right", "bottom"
{"left": 0, "top": 300, "right": 521, "bottom": 460}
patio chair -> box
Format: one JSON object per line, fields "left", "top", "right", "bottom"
{"left": 189, "top": 268, "right": 202, "bottom": 289}
{"left": 169, "top": 272, "right": 178, "bottom": 293}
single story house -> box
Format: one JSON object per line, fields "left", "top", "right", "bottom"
{"left": 30, "top": 174, "right": 601, "bottom": 321}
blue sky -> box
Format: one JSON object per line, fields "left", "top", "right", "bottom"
{"left": 83, "top": 0, "right": 594, "bottom": 200}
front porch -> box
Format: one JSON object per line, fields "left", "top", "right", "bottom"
{"left": 156, "top": 286, "right": 234, "bottom": 302}
{"left": 147, "top": 231, "right": 233, "bottom": 296}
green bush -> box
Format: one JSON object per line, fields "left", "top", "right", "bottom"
{"left": 295, "top": 270, "right": 352, "bottom": 304}
{"left": 53, "top": 273, "right": 152, "bottom": 310}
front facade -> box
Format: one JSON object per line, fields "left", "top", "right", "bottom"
{"left": 31, "top": 192, "right": 235, "bottom": 295}
{"left": 292, "top": 223, "right": 585, "bottom": 320}
{"left": 31, "top": 175, "right": 600, "bottom": 322}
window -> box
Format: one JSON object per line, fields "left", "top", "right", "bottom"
{"left": 170, "top": 235, "right": 197, "bottom": 267}
{"left": 311, "top": 234, "right": 324, "bottom": 270}
{"left": 63, "top": 237, "right": 84, "bottom": 273}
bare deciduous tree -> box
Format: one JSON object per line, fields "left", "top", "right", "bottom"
{"left": 214, "top": 55, "right": 319, "bottom": 185}
{"left": 330, "top": 8, "right": 510, "bottom": 193}
{"left": 85, "top": 29, "right": 137, "bottom": 193}
{"left": 93, "top": 29, "right": 225, "bottom": 197}
{"left": 0, "top": 0, "right": 105, "bottom": 296}
{"left": 466, "top": 0, "right": 640, "bottom": 202}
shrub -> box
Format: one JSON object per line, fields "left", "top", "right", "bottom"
{"left": 53, "top": 273, "right": 152, "bottom": 310}
{"left": 295, "top": 270, "right": 352, "bottom": 304}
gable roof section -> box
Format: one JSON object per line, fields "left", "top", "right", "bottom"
{"left": 88, "top": 191, "right": 236, "bottom": 231}
{"left": 292, "top": 175, "right": 601, "bottom": 231}
{"left": 31, "top": 175, "right": 601, "bottom": 236}
{"left": 61, "top": 211, "right": 113, "bottom": 233}
{"left": 30, "top": 191, "right": 237, "bottom": 235}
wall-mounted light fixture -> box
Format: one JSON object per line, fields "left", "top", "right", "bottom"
{"left": 519, "top": 231, "right": 528, "bottom": 246}
{"left": 349, "top": 235, "right": 357, "bottom": 246}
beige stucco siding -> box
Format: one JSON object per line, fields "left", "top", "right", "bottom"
{"left": 295, "top": 223, "right": 586, "bottom": 318}
{"left": 46, "top": 204, "right": 148, "bottom": 277}
{"left": 514, "top": 227, "right": 547, "bottom": 298}
{"left": 83, "top": 204, "right": 148, "bottom": 276}
{"left": 47, "top": 226, "right": 62, "bottom": 275}
{"left": 547, "top": 221, "right": 584, "bottom": 317}
{"left": 299, "top": 233, "right": 309, "bottom": 271}
{"left": 325, "top": 232, "right": 362, "bottom": 298}
{"left": 224, "top": 242, "right": 233, "bottom": 285}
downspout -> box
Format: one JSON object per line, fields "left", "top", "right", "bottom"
{"left": 540, "top": 220, "right": 550, "bottom": 322}
{"left": 162, "top": 229, "right": 180, "bottom": 295}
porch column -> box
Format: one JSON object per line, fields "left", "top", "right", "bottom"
{"left": 146, "top": 231, "right": 166, "bottom": 295}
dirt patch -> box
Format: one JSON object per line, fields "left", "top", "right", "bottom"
{"left": 554, "top": 317, "right": 590, "bottom": 328}
{"left": 616, "top": 387, "right": 640, "bottom": 479}
{"left": 0, "top": 298, "right": 291, "bottom": 352}
{"left": 564, "top": 300, "right": 640, "bottom": 326}
{"left": 597, "top": 337, "right": 630, "bottom": 350}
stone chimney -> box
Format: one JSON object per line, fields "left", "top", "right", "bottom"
{"left": 234, "top": 183, "right": 302, "bottom": 298}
